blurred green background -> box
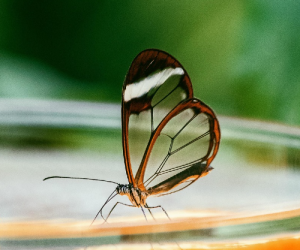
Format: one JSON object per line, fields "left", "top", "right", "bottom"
{"left": 0, "top": 0, "right": 300, "bottom": 125}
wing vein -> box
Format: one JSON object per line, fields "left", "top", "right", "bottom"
{"left": 170, "top": 130, "right": 210, "bottom": 155}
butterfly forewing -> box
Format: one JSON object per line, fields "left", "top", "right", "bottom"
{"left": 122, "top": 50, "right": 193, "bottom": 187}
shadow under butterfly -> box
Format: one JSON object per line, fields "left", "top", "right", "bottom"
{"left": 44, "top": 49, "right": 221, "bottom": 224}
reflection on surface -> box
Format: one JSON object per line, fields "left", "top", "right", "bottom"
{"left": 1, "top": 99, "right": 300, "bottom": 249}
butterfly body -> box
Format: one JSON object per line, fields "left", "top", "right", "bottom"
{"left": 116, "top": 184, "right": 148, "bottom": 207}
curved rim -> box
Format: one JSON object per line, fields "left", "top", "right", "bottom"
{"left": 0, "top": 98, "right": 299, "bottom": 145}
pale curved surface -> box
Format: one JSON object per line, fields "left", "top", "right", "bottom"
{"left": 0, "top": 99, "right": 300, "bottom": 249}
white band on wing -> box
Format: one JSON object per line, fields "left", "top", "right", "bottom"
{"left": 124, "top": 67, "right": 184, "bottom": 102}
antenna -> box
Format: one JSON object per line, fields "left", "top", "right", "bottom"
{"left": 43, "top": 176, "right": 119, "bottom": 185}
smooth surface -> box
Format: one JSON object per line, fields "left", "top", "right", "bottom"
{"left": 1, "top": 99, "right": 300, "bottom": 249}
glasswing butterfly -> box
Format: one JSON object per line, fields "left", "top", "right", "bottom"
{"left": 44, "top": 49, "right": 220, "bottom": 223}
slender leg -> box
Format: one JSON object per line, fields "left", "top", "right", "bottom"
{"left": 90, "top": 190, "right": 118, "bottom": 225}
{"left": 146, "top": 203, "right": 156, "bottom": 221}
{"left": 145, "top": 204, "right": 171, "bottom": 220}
{"left": 99, "top": 192, "right": 118, "bottom": 221}
{"left": 104, "top": 202, "right": 135, "bottom": 223}
{"left": 140, "top": 206, "right": 148, "bottom": 221}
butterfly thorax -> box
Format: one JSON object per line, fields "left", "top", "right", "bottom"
{"left": 116, "top": 184, "right": 148, "bottom": 207}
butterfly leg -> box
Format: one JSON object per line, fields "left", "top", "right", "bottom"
{"left": 104, "top": 202, "right": 135, "bottom": 223}
{"left": 145, "top": 203, "right": 171, "bottom": 220}
{"left": 90, "top": 190, "right": 118, "bottom": 225}
{"left": 146, "top": 206, "right": 156, "bottom": 221}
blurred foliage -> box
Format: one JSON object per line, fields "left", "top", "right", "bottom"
{"left": 0, "top": 125, "right": 122, "bottom": 153}
{"left": 0, "top": 0, "right": 300, "bottom": 125}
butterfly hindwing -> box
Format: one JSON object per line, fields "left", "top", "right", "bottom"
{"left": 136, "top": 97, "right": 220, "bottom": 194}
{"left": 143, "top": 98, "right": 220, "bottom": 196}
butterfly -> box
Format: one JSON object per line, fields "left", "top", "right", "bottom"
{"left": 44, "top": 49, "right": 220, "bottom": 223}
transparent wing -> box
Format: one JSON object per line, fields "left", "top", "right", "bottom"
{"left": 122, "top": 49, "right": 193, "bottom": 187}
{"left": 122, "top": 49, "right": 220, "bottom": 195}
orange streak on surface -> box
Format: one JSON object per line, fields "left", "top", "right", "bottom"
{"left": 1, "top": 208, "right": 300, "bottom": 250}
{"left": 74, "top": 234, "right": 300, "bottom": 249}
